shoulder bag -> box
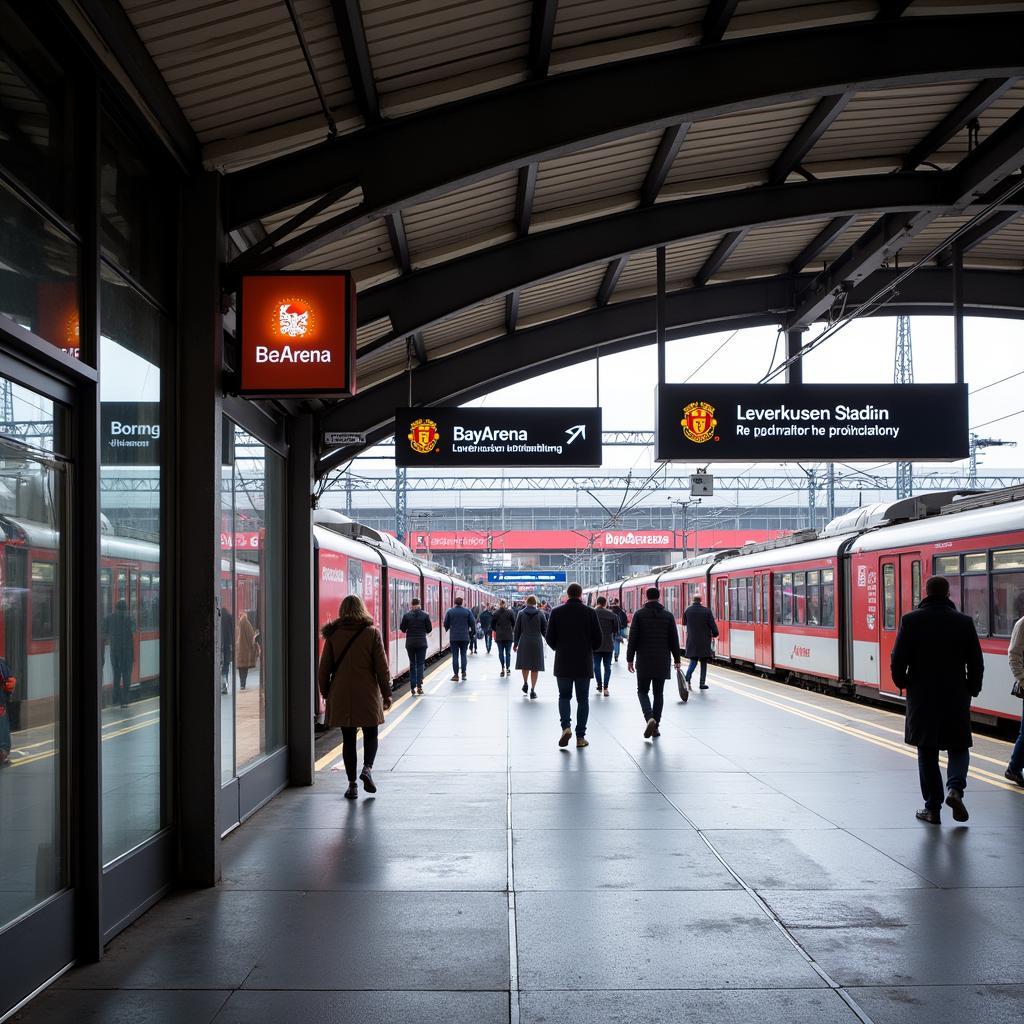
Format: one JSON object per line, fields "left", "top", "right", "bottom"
{"left": 322, "top": 623, "right": 368, "bottom": 699}
{"left": 1012, "top": 679, "right": 1024, "bottom": 699}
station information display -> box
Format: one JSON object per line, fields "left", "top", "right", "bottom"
{"left": 487, "top": 570, "right": 568, "bottom": 583}
{"left": 656, "top": 384, "right": 969, "bottom": 462}
{"left": 239, "top": 272, "right": 357, "bottom": 397}
{"left": 396, "top": 407, "right": 602, "bottom": 467}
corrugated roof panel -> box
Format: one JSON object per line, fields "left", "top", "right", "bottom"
{"left": 610, "top": 237, "right": 721, "bottom": 300}
{"left": 721, "top": 219, "right": 832, "bottom": 276}
{"left": 357, "top": 317, "right": 394, "bottom": 348}
{"left": 361, "top": 0, "right": 532, "bottom": 113}
{"left": 517, "top": 265, "right": 606, "bottom": 321}
{"left": 897, "top": 214, "right": 973, "bottom": 262}
{"left": 806, "top": 82, "right": 977, "bottom": 170}
{"left": 532, "top": 131, "right": 662, "bottom": 219}
{"left": 966, "top": 216, "right": 1024, "bottom": 265}
{"left": 260, "top": 188, "right": 365, "bottom": 246}
{"left": 663, "top": 101, "right": 818, "bottom": 194}
{"left": 402, "top": 171, "right": 518, "bottom": 267}
{"left": 729, "top": 0, "right": 876, "bottom": 39}
{"left": 289, "top": 218, "right": 396, "bottom": 284}
{"left": 812, "top": 213, "right": 878, "bottom": 266}
{"left": 932, "top": 80, "right": 1024, "bottom": 168}
{"left": 120, "top": 0, "right": 354, "bottom": 145}
{"left": 551, "top": 0, "right": 704, "bottom": 71}
{"left": 420, "top": 294, "right": 507, "bottom": 349}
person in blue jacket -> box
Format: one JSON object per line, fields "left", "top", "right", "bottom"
{"left": 443, "top": 597, "right": 476, "bottom": 682}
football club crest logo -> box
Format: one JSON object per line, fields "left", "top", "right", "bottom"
{"left": 681, "top": 401, "right": 718, "bottom": 444}
{"left": 408, "top": 418, "right": 440, "bottom": 454}
{"left": 271, "top": 298, "right": 316, "bottom": 339}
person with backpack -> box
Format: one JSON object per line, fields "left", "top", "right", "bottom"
{"left": 318, "top": 595, "right": 392, "bottom": 800}
{"left": 400, "top": 597, "right": 432, "bottom": 695}
{"left": 627, "top": 586, "right": 682, "bottom": 739}
{"left": 593, "top": 596, "right": 619, "bottom": 695}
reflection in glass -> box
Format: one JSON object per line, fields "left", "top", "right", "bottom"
{"left": 221, "top": 422, "right": 285, "bottom": 784}
{"left": 99, "top": 268, "right": 164, "bottom": 864}
{"left": 0, "top": 378, "right": 65, "bottom": 928}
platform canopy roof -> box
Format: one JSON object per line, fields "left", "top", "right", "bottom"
{"left": 84, "top": 0, "right": 1024, "bottom": 472}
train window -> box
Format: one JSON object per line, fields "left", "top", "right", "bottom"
{"left": 100, "top": 568, "right": 112, "bottom": 614}
{"left": 31, "top": 561, "right": 57, "bottom": 640}
{"left": 140, "top": 572, "right": 160, "bottom": 629}
{"left": 347, "top": 559, "right": 361, "bottom": 599}
{"left": 753, "top": 578, "right": 761, "bottom": 623}
{"left": 934, "top": 555, "right": 960, "bottom": 576}
{"left": 821, "top": 569, "right": 835, "bottom": 628}
{"left": 962, "top": 574, "right": 989, "bottom": 636}
{"left": 911, "top": 561, "right": 922, "bottom": 608}
{"left": 736, "top": 579, "right": 747, "bottom": 623}
{"left": 762, "top": 576, "right": 770, "bottom": 623}
{"left": 782, "top": 573, "right": 793, "bottom": 625}
{"left": 882, "top": 564, "right": 896, "bottom": 630}
{"left": 806, "top": 570, "right": 821, "bottom": 626}
{"left": 773, "top": 577, "right": 782, "bottom": 624}
{"left": 992, "top": 568, "right": 1024, "bottom": 636}
{"left": 963, "top": 553, "right": 987, "bottom": 574}
{"left": 746, "top": 578, "right": 753, "bottom": 623}
{"left": 994, "top": 548, "right": 1024, "bottom": 571}
{"left": 794, "top": 572, "right": 806, "bottom": 625}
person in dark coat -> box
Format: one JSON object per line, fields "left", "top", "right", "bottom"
{"left": 627, "top": 587, "right": 682, "bottom": 738}
{"left": 682, "top": 595, "right": 719, "bottom": 690}
{"left": 318, "top": 595, "right": 392, "bottom": 800}
{"left": 479, "top": 604, "right": 494, "bottom": 655}
{"left": 612, "top": 599, "right": 629, "bottom": 661}
{"left": 891, "top": 574, "right": 984, "bottom": 825}
{"left": 593, "top": 596, "right": 619, "bottom": 694}
{"left": 514, "top": 595, "right": 547, "bottom": 697}
{"left": 491, "top": 600, "right": 516, "bottom": 676}
{"left": 219, "top": 602, "right": 234, "bottom": 695}
{"left": 400, "top": 597, "right": 432, "bottom": 694}
{"left": 103, "top": 599, "right": 136, "bottom": 709}
{"left": 545, "top": 583, "right": 602, "bottom": 748}
{"left": 0, "top": 657, "right": 16, "bottom": 767}
{"left": 443, "top": 597, "right": 476, "bottom": 682}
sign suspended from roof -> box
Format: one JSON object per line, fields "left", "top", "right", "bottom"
{"left": 239, "top": 272, "right": 357, "bottom": 398}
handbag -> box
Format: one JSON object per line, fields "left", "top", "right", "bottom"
{"left": 1012, "top": 679, "right": 1024, "bottom": 699}
{"left": 676, "top": 666, "right": 689, "bottom": 702}
{"left": 321, "top": 624, "right": 368, "bottom": 699}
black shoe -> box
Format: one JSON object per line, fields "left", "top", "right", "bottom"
{"left": 221, "top": 685, "right": 228, "bottom": 694}
{"left": 417, "top": 686, "right": 424, "bottom": 695}
{"left": 239, "top": 684, "right": 246, "bottom": 690}
{"left": 1005, "top": 767, "right": 1024, "bottom": 787}
{"left": 530, "top": 689, "right": 537, "bottom": 700}
{"left": 360, "top": 767, "right": 377, "bottom": 794}
{"left": 915, "top": 808, "right": 940, "bottom": 824}
{"left": 644, "top": 717, "right": 657, "bottom": 738}
{"left": 344, "top": 782, "right": 358, "bottom": 800}
{"left": 652, "top": 726, "right": 661, "bottom": 737}
{"left": 522, "top": 682, "right": 528, "bottom": 693}
{"left": 699, "top": 683, "right": 709, "bottom": 690}
{"left": 451, "top": 674, "right": 459, "bottom": 681}
{"left": 945, "top": 789, "right": 968, "bottom": 822}
{"left": 462, "top": 674, "right": 467, "bottom": 681}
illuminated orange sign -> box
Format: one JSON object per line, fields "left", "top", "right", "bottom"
{"left": 240, "top": 272, "right": 356, "bottom": 396}
{"left": 36, "top": 280, "right": 81, "bottom": 358}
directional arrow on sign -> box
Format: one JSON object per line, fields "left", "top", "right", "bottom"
{"left": 565, "top": 424, "right": 586, "bottom": 445}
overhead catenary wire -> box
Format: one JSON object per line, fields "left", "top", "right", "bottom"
{"left": 970, "top": 367, "right": 1024, "bottom": 395}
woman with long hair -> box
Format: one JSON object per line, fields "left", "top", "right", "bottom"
{"left": 514, "top": 595, "right": 547, "bottom": 699}
{"left": 317, "top": 595, "right": 392, "bottom": 800}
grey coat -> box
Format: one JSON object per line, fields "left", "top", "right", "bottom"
{"left": 594, "top": 606, "right": 619, "bottom": 654}
{"left": 514, "top": 606, "right": 547, "bottom": 671}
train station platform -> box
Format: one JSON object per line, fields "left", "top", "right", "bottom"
{"left": 17, "top": 655, "right": 1024, "bottom": 1024}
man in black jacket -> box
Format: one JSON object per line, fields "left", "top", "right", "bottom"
{"left": 611, "top": 599, "right": 628, "bottom": 661}
{"left": 399, "top": 598, "right": 432, "bottom": 695}
{"left": 891, "top": 575, "right": 984, "bottom": 824}
{"left": 682, "top": 595, "right": 719, "bottom": 690}
{"left": 627, "top": 587, "right": 682, "bottom": 738}
{"left": 545, "top": 583, "right": 603, "bottom": 748}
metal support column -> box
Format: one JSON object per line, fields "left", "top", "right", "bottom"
{"left": 656, "top": 246, "right": 667, "bottom": 384}
{"left": 806, "top": 467, "right": 817, "bottom": 529}
{"left": 786, "top": 329, "right": 804, "bottom": 384}
{"left": 826, "top": 462, "right": 836, "bottom": 522}
{"left": 952, "top": 242, "right": 965, "bottom": 384}
{"left": 395, "top": 466, "right": 408, "bottom": 542}
{"left": 176, "top": 172, "right": 224, "bottom": 887}
{"left": 286, "top": 413, "right": 315, "bottom": 786}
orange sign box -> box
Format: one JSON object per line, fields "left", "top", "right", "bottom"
{"left": 240, "top": 273, "right": 356, "bottom": 396}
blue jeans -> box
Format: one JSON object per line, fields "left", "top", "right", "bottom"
{"left": 1008, "top": 717, "right": 1024, "bottom": 773}
{"left": 612, "top": 634, "right": 621, "bottom": 660}
{"left": 593, "top": 652, "right": 611, "bottom": 687}
{"left": 497, "top": 640, "right": 512, "bottom": 670}
{"left": 685, "top": 658, "right": 708, "bottom": 685}
{"left": 917, "top": 746, "right": 970, "bottom": 811}
{"left": 557, "top": 677, "right": 590, "bottom": 737}
{"left": 637, "top": 677, "right": 665, "bottom": 723}
{"left": 484, "top": 633, "right": 493, "bottom": 653}
{"left": 408, "top": 646, "right": 426, "bottom": 687}
{"left": 451, "top": 641, "right": 468, "bottom": 676}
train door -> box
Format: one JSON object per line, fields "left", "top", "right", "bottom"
{"left": 878, "top": 556, "right": 901, "bottom": 695}
{"left": 754, "top": 571, "right": 773, "bottom": 668}
{"left": 715, "top": 577, "right": 730, "bottom": 657}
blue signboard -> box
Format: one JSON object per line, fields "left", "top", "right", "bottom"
{"left": 487, "top": 570, "right": 567, "bottom": 584}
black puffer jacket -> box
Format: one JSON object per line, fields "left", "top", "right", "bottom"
{"left": 626, "top": 601, "right": 682, "bottom": 679}
{"left": 399, "top": 607, "right": 432, "bottom": 649}
{"left": 491, "top": 607, "right": 516, "bottom": 643}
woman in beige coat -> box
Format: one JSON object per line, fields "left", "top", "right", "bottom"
{"left": 317, "top": 595, "right": 392, "bottom": 799}
{"left": 235, "top": 611, "right": 258, "bottom": 690}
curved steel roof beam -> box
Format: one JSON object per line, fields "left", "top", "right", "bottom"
{"left": 224, "top": 13, "right": 1024, "bottom": 246}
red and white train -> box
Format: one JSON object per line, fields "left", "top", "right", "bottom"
{"left": 587, "top": 488, "right": 1024, "bottom": 729}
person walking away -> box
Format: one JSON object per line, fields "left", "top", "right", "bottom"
{"left": 468, "top": 604, "right": 479, "bottom": 655}
{"left": 444, "top": 597, "right": 476, "bottom": 681}
{"left": 612, "top": 599, "right": 629, "bottom": 662}
{"left": 545, "top": 583, "right": 602, "bottom": 748}
{"left": 593, "top": 596, "right": 618, "bottom": 695}
{"left": 1003, "top": 597, "right": 1024, "bottom": 786}
{"left": 219, "top": 601, "right": 234, "bottom": 695}
{"left": 891, "top": 575, "right": 984, "bottom": 824}
{"left": 235, "top": 611, "right": 258, "bottom": 690}
{"left": 492, "top": 600, "right": 516, "bottom": 676}
{"left": 400, "top": 597, "right": 432, "bottom": 695}
{"left": 627, "top": 587, "right": 682, "bottom": 738}
{"left": 103, "top": 599, "right": 136, "bottom": 709}
{"left": 318, "top": 595, "right": 392, "bottom": 800}
{"left": 514, "top": 595, "right": 547, "bottom": 698}
{"left": 479, "top": 604, "right": 494, "bottom": 655}
{"left": 682, "top": 595, "right": 718, "bottom": 690}
{"left": 0, "top": 657, "right": 16, "bottom": 767}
